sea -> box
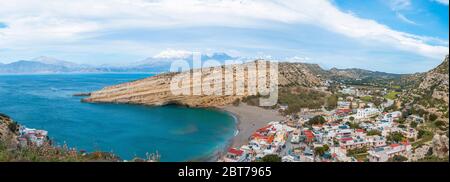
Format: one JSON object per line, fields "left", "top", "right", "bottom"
{"left": 0, "top": 73, "right": 236, "bottom": 161}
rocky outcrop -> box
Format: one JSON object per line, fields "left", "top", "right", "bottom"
{"left": 0, "top": 113, "right": 19, "bottom": 147}
{"left": 432, "top": 134, "right": 449, "bottom": 159}
{"left": 400, "top": 55, "right": 449, "bottom": 124}
{"left": 83, "top": 60, "right": 323, "bottom": 107}
{"left": 419, "top": 55, "right": 449, "bottom": 104}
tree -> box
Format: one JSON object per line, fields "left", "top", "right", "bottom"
{"left": 418, "top": 129, "right": 432, "bottom": 139}
{"left": 429, "top": 114, "right": 438, "bottom": 122}
{"left": 348, "top": 121, "right": 360, "bottom": 129}
{"left": 388, "top": 155, "right": 408, "bottom": 162}
{"left": 308, "top": 116, "right": 326, "bottom": 126}
{"left": 314, "top": 147, "right": 327, "bottom": 157}
{"left": 326, "top": 95, "right": 338, "bottom": 110}
{"left": 397, "top": 118, "right": 405, "bottom": 124}
{"left": 323, "top": 144, "right": 330, "bottom": 152}
{"left": 347, "top": 147, "right": 368, "bottom": 156}
{"left": 349, "top": 116, "right": 355, "bottom": 122}
{"left": 387, "top": 132, "right": 404, "bottom": 143}
{"left": 7, "top": 121, "right": 18, "bottom": 132}
{"left": 367, "top": 130, "right": 382, "bottom": 136}
{"left": 260, "top": 154, "right": 281, "bottom": 162}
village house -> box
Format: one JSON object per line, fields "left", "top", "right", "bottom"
{"left": 355, "top": 108, "right": 380, "bottom": 120}
{"left": 18, "top": 126, "right": 48, "bottom": 147}
{"left": 223, "top": 148, "right": 246, "bottom": 162}
{"left": 337, "top": 101, "right": 351, "bottom": 110}
{"left": 368, "top": 142, "right": 412, "bottom": 162}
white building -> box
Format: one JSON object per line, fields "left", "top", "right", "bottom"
{"left": 355, "top": 108, "right": 380, "bottom": 119}
{"left": 368, "top": 142, "right": 412, "bottom": 162}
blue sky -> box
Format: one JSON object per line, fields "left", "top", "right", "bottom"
{"left": 0, "top": 0, "right": 448, "bottom": 73}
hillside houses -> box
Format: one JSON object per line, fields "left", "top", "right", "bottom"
{"left": 219, "top": 81, "right": 430, "bottom": 162}
{"left": 368, "top": 142, "right": 412, "bottom": 162}
{"left": 17, "top": 126, "right": 49, "bottom": 147}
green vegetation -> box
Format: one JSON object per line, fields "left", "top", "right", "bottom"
{"left": 325, "top": 95, "right": 338, "bottom": 110}
{"left": 314, "top": 145, "right": 330, "bottom": 157}
{"left": 360, "top": 96, "right": 372, "bottom": 102}
{"left": 260, "top": 154, "right": 282, "bottom": 162}
{"left": 278, "top": 87, "right": 327, "bottom": 114}
{"left": 433, "top": 120, "right": 447, "bottom": 130}
{"left": 384, "top": 91, "right": 400, "bottom": 100}
{"left": 429, "top": 113, "right": 438, "bottom": 122}
{"left": 367, "top": 130, "right": 382, "bottom": 136}
{"left": 347, "top": 147, "right": 367, "bottom": 158}
{"left": 7, "top": 121, "right": 18, "bottom": 133}
{"left": 0, "top": 141, "right": 119, "bottom": 162}
{"left": 418, "top": 155, "right": 449, "bottom": 162}
{"left": 388, "top": 155, "right": 408, "bottom": 162}
{"left": 387, "top": 132, "right": 405, "bottom": 143}
{"left": 346, "top": 121, "right": 360, "bottom": 129}
{"left": 413, "top": 129, "right": 434, "bottom": 148}
{"left": 242, "top": 94, "right": 261, "bottom": 106}
{"left": 418, "top": 129, "right": 433, "bottom": 139}
{"left": 308, "top": 116, "right": 326, "bottom": 126}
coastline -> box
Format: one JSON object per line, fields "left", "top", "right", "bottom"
{"left": 219, "top": 103, "right": 285, "bottom": 148}
{"left": 194, "top": 103, "right": 285, "bottom": 162}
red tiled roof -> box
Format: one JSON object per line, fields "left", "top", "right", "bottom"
{"left": 390, "top": 144, "right": 400, "bottom": 148}
{"left": 304, "top": 130, "right": 314, "bottom": 139}
{"left": 252, "top": 132, "right": 263, "bottom": 138}
{"left": 356, "top": 129, "right": 365, "bottom": 133}
{"left": 228, "top": 148, "right": 243, "bottom": 156}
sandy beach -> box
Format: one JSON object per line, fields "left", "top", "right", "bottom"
{"left": 221, "top": 103, "right": 285, "bottom": 148}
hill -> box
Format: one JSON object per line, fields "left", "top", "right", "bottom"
{"left": 400, "top": 55, "right": 449, "bottom": 129}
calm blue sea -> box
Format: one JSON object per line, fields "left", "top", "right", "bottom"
{"left": 0, "top": 73, "right": 236, "bottom": 161}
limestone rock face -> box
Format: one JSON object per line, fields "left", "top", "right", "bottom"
{"left": 432, "top": 134, "right": 449, "bottom": 159}
{"left": 400, "top": 55, "right": 449, "bottom": 124}
{"left": 83, "top": 61, "right": 323, "bottom": 107}
{"left": 0, "top": 114, "right": 18, "bottom": 146}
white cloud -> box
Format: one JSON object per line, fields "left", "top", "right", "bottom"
{"left": 388, "top": 0, "right": 412, "bottom": 11}
{"left": 432, "top": 0, "right": 449, "bottom": 5}
{"left": 153, "top": 49, "right": 192, "bottom": 59}
{"left": 0, "top": 0, "right": 448, "bottom": 60}
{"left": 396, "top": 13, "right": 418, "bottom": 25}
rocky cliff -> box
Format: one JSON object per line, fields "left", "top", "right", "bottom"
{"left": 400, "top": 55, "right": 449, "bottom": 124}
{"left": 83, "top": 60, "right": 323, "bottom": 107}
{"left": 0, "top": 113, "right": 18, "bottom": 145}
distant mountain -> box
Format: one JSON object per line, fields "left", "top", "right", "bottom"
{"left": 0, "top": 57, "right": 98, "bottom": 73}
{"left": 32, "top": 56, "right": 80, "bottom": 68}
{"left": 103, "top": 52, "right": 239, "bottom": 73}
{"left": 0, "top": 60, "right": 70, "bottom": 73}
{"left": 326, "top": 68, "right": 402, "bottom": 80}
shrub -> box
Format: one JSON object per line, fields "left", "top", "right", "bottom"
{"left": 387, "top": 132, "right": 404, "bottom": 143}
{"left": 260, "top": 154, "right": 281, "bottom": 162}
{"left": 308, "top": 116, "right": 326, "bottom": 126}
{"left": 367, "top": 130, "right": 382, "bottom": 136}
{"left": 388, "top": 155, "right": 408, "bottom": 162}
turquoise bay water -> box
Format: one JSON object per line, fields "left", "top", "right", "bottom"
{"left": 0, "top": 74, "right": 236, "bottom": 161}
